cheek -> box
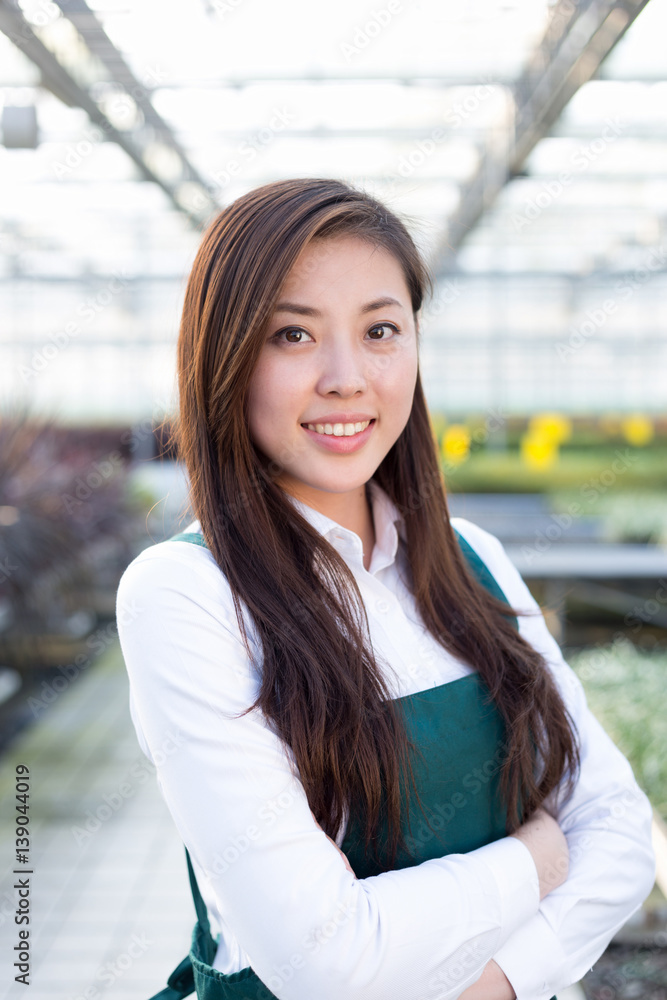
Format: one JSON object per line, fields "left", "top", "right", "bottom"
{"left": 378, "top": 350, "right": 418, "bottom": 407}
{"left": 246, "top": 367, "right": 274, "bottom": 445}
{"left": 247, "top": 360, "right": 306, "bottom": 434}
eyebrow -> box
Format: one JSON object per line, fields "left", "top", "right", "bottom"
{"left": 273, "top": 296, "right": 405, "bottom": 317}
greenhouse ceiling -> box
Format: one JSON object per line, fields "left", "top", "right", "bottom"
{"left": 0, "top": 0, "right": 666, "bottom": 418}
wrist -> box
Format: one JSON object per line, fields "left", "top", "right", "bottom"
{"left": 458, "top": 960, "right": 516, "bottom": 1000}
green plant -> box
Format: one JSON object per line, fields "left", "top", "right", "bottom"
{"left": 569, "top": 640, "right": 667, "bottom": 818}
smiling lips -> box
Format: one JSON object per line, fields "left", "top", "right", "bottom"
{"left": 301, "top": 418, "right": 376, "bottom": 453}
{"left": 304, "top": 419, "right": 372, "bottom": 437}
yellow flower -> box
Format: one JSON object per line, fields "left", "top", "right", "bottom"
{"left": 621, "top": 414, "right": 654, "bottom": 447}
{"left": 442, "top": 424, "right": 470, "bottom": 466}
{"left": 521, "top": 432, "right": 558, "bottom": 469}
{"left": 528, "top": 412, "right": 572, "bottom": 445}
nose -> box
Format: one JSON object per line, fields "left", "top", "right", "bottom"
{"left": 316, "top": 337, "right": 368, "bottom": 397}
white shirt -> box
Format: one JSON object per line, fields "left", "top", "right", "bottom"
{"left": 115, "top": 478, "right": 655, "bottom": 1000}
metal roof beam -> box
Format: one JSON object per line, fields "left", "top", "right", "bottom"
{"left": 0, "top": 0, "right": 218, "bottom": 228}
{"left": 139, "top": 69, "right": 667, "bottom": 86}
{"left": 432, "top": 0, "right": 652, "bottom": 276}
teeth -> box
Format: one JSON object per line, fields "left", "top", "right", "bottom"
{"left": 305, "top": 420, "right": 372, "bottom": 437}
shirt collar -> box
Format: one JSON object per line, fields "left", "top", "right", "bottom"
{"left": 285, "top": 478, "right": 406, "bottom": 574}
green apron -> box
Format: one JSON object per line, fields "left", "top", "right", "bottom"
{"left": 148, "top": 527, "right": 556, "bottom": 1000}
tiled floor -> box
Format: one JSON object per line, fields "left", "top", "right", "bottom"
{"left": 0, "top": 645, "right": 195, "bottom": 1000}
{"left": 0, "top": 641, "right": 598, "bottom": 1000}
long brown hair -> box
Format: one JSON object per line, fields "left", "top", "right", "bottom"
{"left": 172, "top": 177, "right": 579, "bottom": 867}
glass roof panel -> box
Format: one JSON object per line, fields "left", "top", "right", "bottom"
{"left": 1, "top": 0, "right": 665, "bottom": 419}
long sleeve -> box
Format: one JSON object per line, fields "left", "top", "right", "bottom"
{"left": 451, "top": 518, "right": 657, "bottom": 1000}
{"left": 116, "top": 541, "right": 540, "bottom": 1000}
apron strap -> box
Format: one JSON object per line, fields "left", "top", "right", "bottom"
{"left": 170, "top": 531, "right": 209, "bottom": 547}
{"left": 147, "top": 953, "right": 196, "bottom": 1000}
{"left": 144, "top": 850, "right": 211, "bottom": 1000}
{"left": 185, "top": 846, "right": 213, "bottom": 939}
{"left": 452, "top": 526, "right": 518, "bottom": 632}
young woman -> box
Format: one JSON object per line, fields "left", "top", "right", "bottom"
{"left": 116, "top": 177, "right": 655, "bottom": 1000}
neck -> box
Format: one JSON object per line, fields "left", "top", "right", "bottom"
{"left": 283, "top": 480, "right": 376, "bottom": 569}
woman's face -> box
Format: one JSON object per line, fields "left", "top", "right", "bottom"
{"left": 246, "top": 235, "right": 419, "bottom": 506}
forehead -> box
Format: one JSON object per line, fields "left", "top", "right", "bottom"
{"left": 282, "top": 235, "right": 410, "bottom": 299}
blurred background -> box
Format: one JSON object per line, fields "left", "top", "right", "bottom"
{"left": 0, "top": 0, "right": 666, "bottom": 997}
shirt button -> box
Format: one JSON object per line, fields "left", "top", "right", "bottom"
{"left": 376, "top": 599, "right": 390, "bottom": 614}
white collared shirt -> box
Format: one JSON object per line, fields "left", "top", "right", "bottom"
{"left": 116, "top": 478, "right": 655, "bottom": 1000}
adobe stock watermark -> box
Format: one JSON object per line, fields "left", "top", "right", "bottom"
{"left": 512, "top": 116, "right": 624, "bottom": 232}
{"left": 576, "top": 577, "right": 667, "bottom": 668}
{"left": 18, "top": 270, "right": 131, "bottom": 382}
{"left": 208, "top": 0, "right": 247, "bottom": 14}
{"left": 261, "top": 891, "right": 358, "bottom": 996}
{"left": 202, "top": 783, "right": 301, "bottom": 882}
{"left": 427, "top": 938, "right": 487, "bottom": 997}
{"left": 519, "top": 448, "right": 639, "bottom": 565}
{"left": 52, "top": 66, "right": 168, "bottom": 179}
{"left": 60, "top": 451, "right": 125, "bottom": 514}
{"left": 588, "top": 939, "right": 667, "bottom": 1000}
{"left": 402, "top": 743, "right": 510, "bottom": 858}
{"left": 557, "top": 786, "right": 651, "bottom": 861}
{"left": 380, "top": 79, "right": 497, "bottom": 198}
{"left": 60, "top": 394, "right": 177, "bottom": 513}
{"left": 556, "top": 244, "right": 667, "bottom": 360}
{"left": 423, "top": 279, "right": 464, "bottom": 316}
{"left": 67, "top": 931, "right": 154, "bottom": 999}
{"left": 573, "top": 634, "right": 632, "bottom": 683}
{"left": 339, "top": 1, "right": 403, "bottom": 63}
{"left": 623, "top": 579, "right": 667, "bottom": 636}
{"left": 194, "top": 108, "right": 296, "bottom": 207}
{"left": 70, "top": 732, "right": 186, "bottom": 846}
{"left": 27, "top": 598, "right": 143, "bottom": 717}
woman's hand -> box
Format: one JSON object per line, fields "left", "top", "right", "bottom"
{"left": 312, "top": 804, "right": 567, "bottom": 891}
{"left": 458, "top": 811, "right": 567, "bottom": 998}
{"left": 509, "top": 806, "right": 569, "bottom": 899}
{"left": 457, "top": 959, "right": 516, "bottom": 1000}
{"left": 310, "top": 810, "right": 356, "bottom": 876}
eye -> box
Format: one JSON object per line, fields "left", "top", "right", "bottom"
{"left": 272, "top": 327, "right": 313, "bottom": 344}
{"left": 367, "top": 323, "right": 399, "bottom": 341}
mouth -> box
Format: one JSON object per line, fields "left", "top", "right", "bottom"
{"left": 302, "top": 418, "right": 373, "bottom": 437}
{"left": 300, "top": 418, "right": 376, "bottom": 453}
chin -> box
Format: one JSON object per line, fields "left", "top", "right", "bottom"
{"left": 295, "top": 472, "right": 370, "bottom": 494}
{"left": 319, "top": 477, "right": 374, "bottom": 495}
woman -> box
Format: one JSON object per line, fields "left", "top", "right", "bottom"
{"left": 116, "top": 177, "right": 655, "bottom": 1000}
